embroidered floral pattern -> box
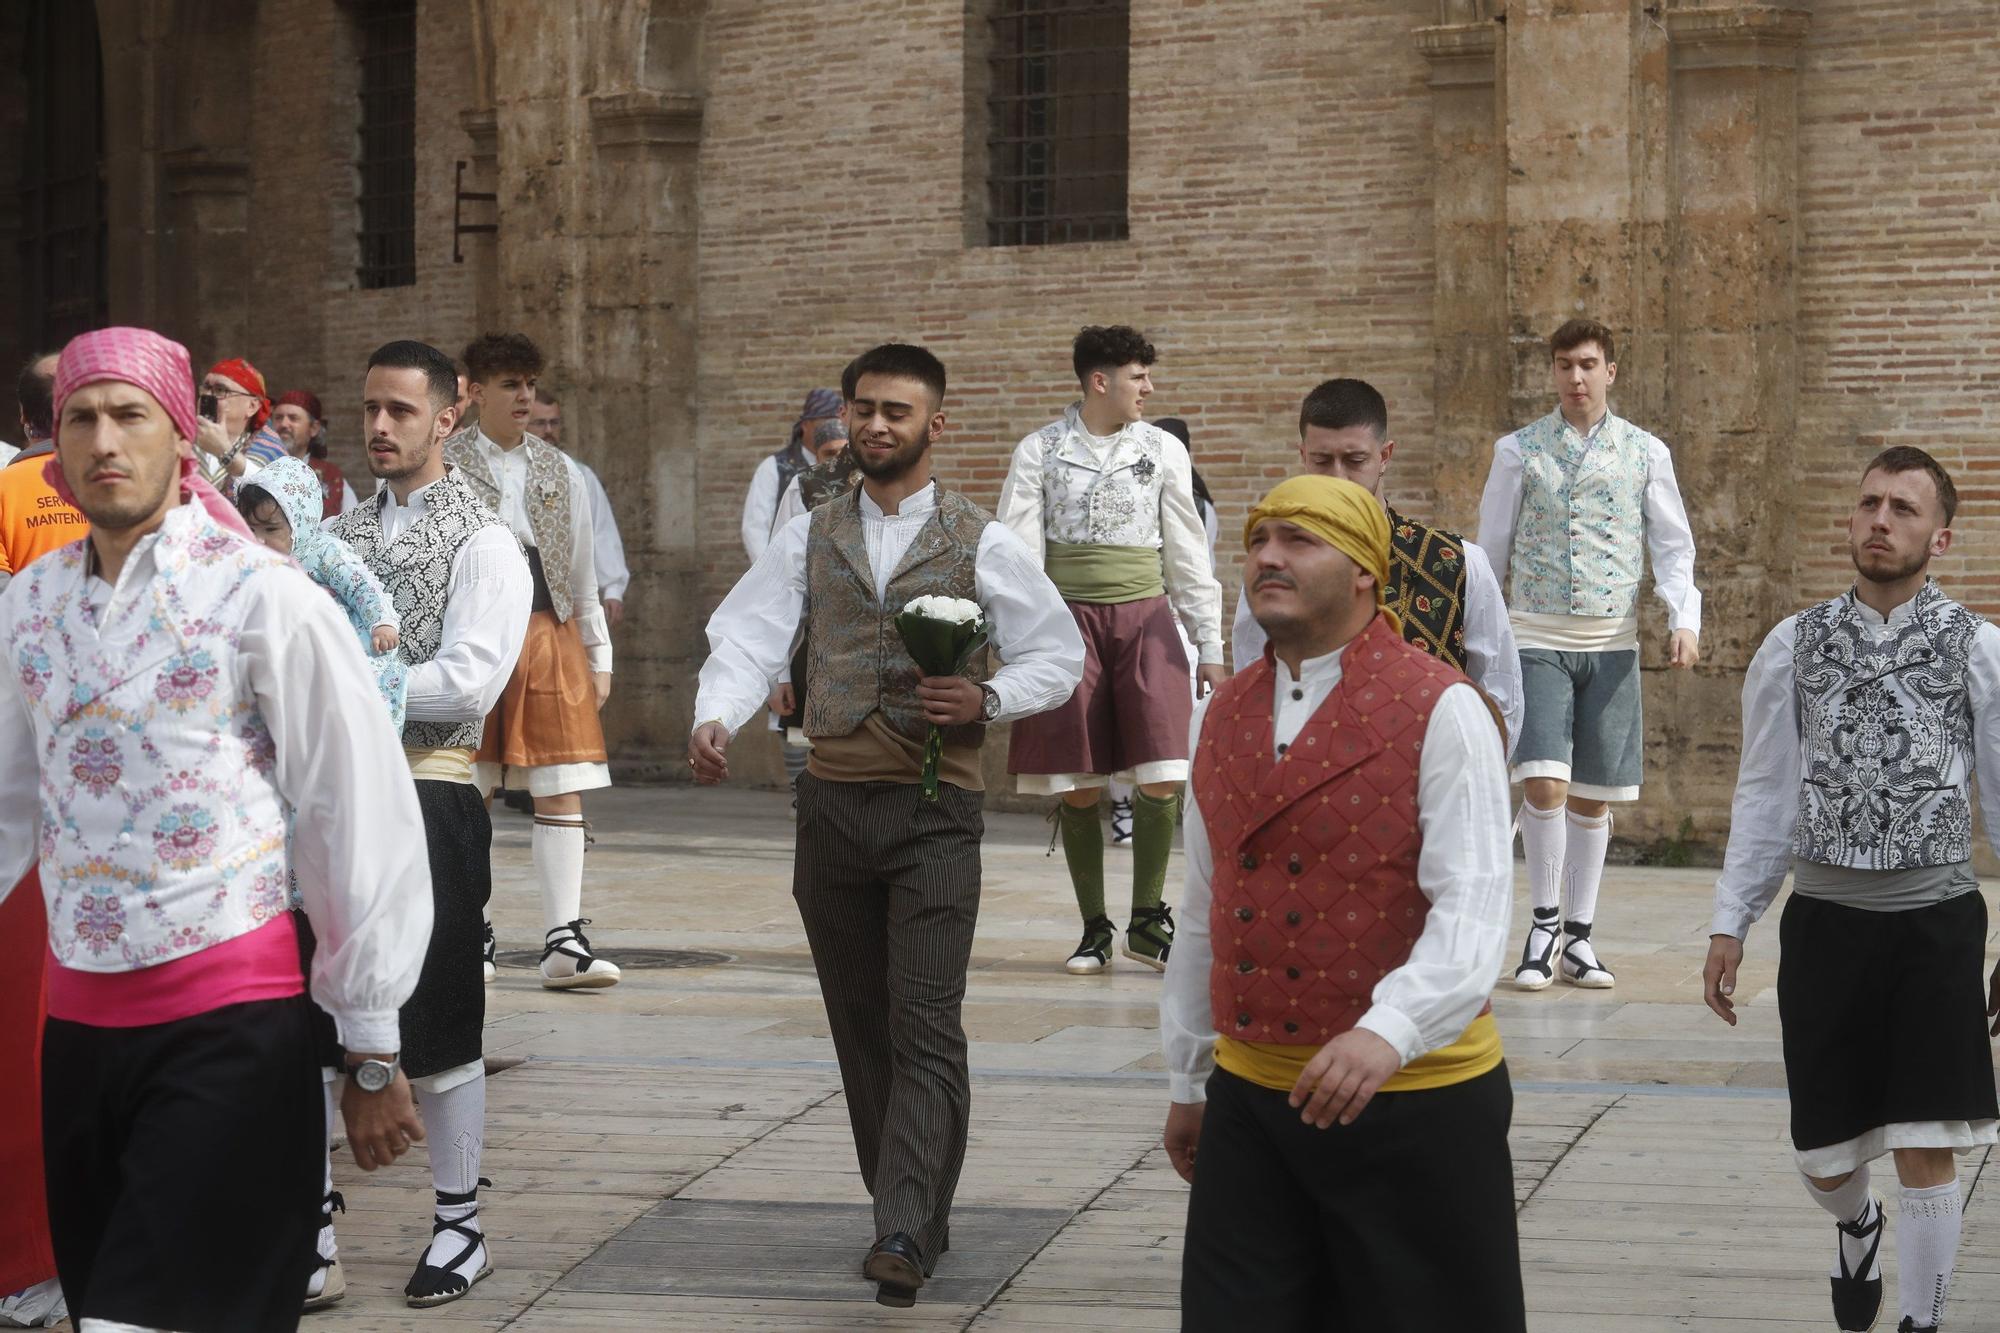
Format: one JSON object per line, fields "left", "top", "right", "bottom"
{"left": 71, "top": 890, "right": 127, "bottom": 953}
{"left": 68, "top": 731, "right": 123, "bottom": 797}
{"left": 1034, "top": 407, "right": 1172, "bottom": 549}
{"left": 153, "top": 802, "right": 219, "bottom": 870}
{"left": 1507, "top": 411, "right": 1651, "bottom": 617}
{"left": 154, "top": 649, "right": 218, "bottom": 711}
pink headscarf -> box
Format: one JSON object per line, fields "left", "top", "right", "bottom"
{"left": 46, "top": 327, "right": 254, "bottom": 540}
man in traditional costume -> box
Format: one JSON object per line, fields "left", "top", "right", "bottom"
{"left": 443, "top": 333, "right": 619, "bottom": 989}
{"left": 1232, "top": 379, "right": 1521, "bottom": 750}
{"left": 998, "top": 325, "right": 1225, "bottom": 975}
{"left": 531, "top": 389, "right": 629, "bottom": 629}
{"left": 692, "top": 343, "right": 1082, "bottom": 1307}
{"left": 258, "top": 390, "right": 358, "bottom": 517}
{"left": 328, "top": 339, "right": 533, "bottom": 1307}
{"left": 1706, "top": 448, "right": 1997, "bottom": 1333}
{"left": 1476, "top": 318, "right": 1701, "bottom": 990}
{"left": 0, "top": 327, "right": 433, "bottom": 1332}
{"left": 0, "top": 350, "right": 68, "bottom": 1329}
{"left": 1162, "top": 474, "right": 1521, "bottom": 1330}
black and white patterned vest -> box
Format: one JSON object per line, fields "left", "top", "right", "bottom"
{"left": 802, "top": 486, "right": 992, "bottom": 750}
{"left": 1793, "top": 581, "right": 1982, "bottom": 869}
{"left": 442, "top": 426, "right": 576, "bottom": 621}
{"left": 330, "top": 469, "right": 510, "bottom": 749}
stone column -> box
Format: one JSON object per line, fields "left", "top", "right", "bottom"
{"left": 584, "top": 90, "right": 704, "bottom": 774}
{"left": 1654, "top": 4, "right": 1809, "bottom": 830}
{"left": 457, "top": 108, "right": 503, "bottom": 331}
{"left": 1413, "top": 7, "right": 1506, "bottom": 531}
{"left": 162, "top": 149, "right": 251, "bottom": 358}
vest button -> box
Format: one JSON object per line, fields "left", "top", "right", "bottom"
{"left": 1237, "top": 1013, "right": 1251, "bottom": 1028}
{"left": 1239, "top": 852, "right": 1258, "bottom": 870}
{"left": 1237, "top": 960, "right": 1255, "bottom": 974}
{"left": 1287, "top": 855, "right": 1303, "bottom": 875}
{"left": 1276, "top": 742, "right": 1288, "bottom": 756}
{"left": 1285, "top": 911, "right": 1300, "bottom": 925}
{"left": 1286, "top": 967, "right": 1301, "bottom": 980}
{"left": 1291, "top": 689, "right": 1303, "bottom": 701}
{"left": 1283, "top": 1022, "right": 1300, "bottom": 1035}
{"left": 1237, "top": 907, "right": 1254, "bottom": 923}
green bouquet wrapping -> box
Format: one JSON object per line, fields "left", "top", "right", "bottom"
{"left": 893, "top": 594, "right": 991, "bottom": 801}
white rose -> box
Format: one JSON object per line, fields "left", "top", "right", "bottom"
{"left": 902, "top": 595, "right": 984, "bottom": 625}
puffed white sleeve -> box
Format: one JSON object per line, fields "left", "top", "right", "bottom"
{"left": 740, "top": 454, "right": 780, "bottom": 563}
{"left": 1644, "top": 440, "right": 1703, "bottom": 636}
{"left": 1157, "top": 436, "right": 1224, "bottom": 664}
{"left": 1353, "top": 683, "right": 1514, "bottom": 1064}
{"left": 974, "top": 522, "right": 1085, "bottom": 721}
{"left": 561, "top": 456, "right": 611, "bottom": 674}
{"left": 240, "top": 569, "right": 431, "bottom": 1054}
{"left": 1161, "top": 694, "right": 1219, "bottom": 1102}
{"left": 993, "top": 432, "right": 1048, "bottom": 570}
{"left": 694, "top": 513, "right": 810, "bottom": 735}
{"left": 402, "top": 526, "right": 533, "bottom": 722}
{"left": 1709, "top": 618, "right": 1802, "bottom": 941}
{"left": 1473, "top": 432, "right": 1524, "bottom": 591}
{"left": 1460, "top": 542, "right": 1522, "bottom": 759}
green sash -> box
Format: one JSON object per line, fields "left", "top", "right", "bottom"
{"left": 1044, "top": 542, "right": 1165, "bottom": 604}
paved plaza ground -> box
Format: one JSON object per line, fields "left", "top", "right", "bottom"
{"left": 286, "top": 784, "right": 2000, "bottom": 1331}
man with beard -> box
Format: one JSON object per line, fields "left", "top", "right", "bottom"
{"left": 258, "top": 391, "right": 358, "bottom": 518}
{"left": 999, "top": 325, "right": 1225, "bottom": 976}
{"left": 1706, "top": 448, "right": 2000, "bottom": 1333}
{"left": 1231, "top": 379, "right": 1522, "bottom": 751}
{"left": 692, "top": 343, "right": 1082, "bottom": 1307}
{"left": 531, "top": 389, "right": 629, "bottom": 630}
{"left": 327, "top": 340, "right": 532, "bottom": 1308}
{"left": 0, "top": 327, "right": 432, "bottom": 1331}
{"left": 1162, "top": 475, "right": 1520, "bottom": 1329}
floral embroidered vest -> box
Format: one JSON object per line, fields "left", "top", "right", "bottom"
{"left": 443, "top": 427, "right": 577, "bottom": 621}
{"left": 2, "top": 504, "right": 293, "bottom": 973}
{"left": 1793, "top": 582, "right": 1981, "bottom": 869}
{"left": 802, "top": 487, "right": 992, "bottom": 750}
{"left": 330, "top": 469, "right": 509, "bottom": 749}
{"left": 1386, "top": 507, "right": 1470, "bottom": 670}
{"left": 1030, "top": 406, "right": 1174, "bottom": 549}
{"left": 1506, "top": 410, "right": 1652, "bottom": 618}
{"left": 1194, "top": 614, "right": 1479, "bottom": 1045}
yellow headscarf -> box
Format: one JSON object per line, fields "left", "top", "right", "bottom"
{"left": 1243, "top": 474, "right": 1400, "bottom": 633}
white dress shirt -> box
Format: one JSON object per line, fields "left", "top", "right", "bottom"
{"left": 995, "top": 413, "right": 1225, "bottom": 664}
{"left": 370, "top": 477, "right": 534, "bottom": 724}
{"left": 695, "top": 482, "right": 1085, "bottom": 735}
{"left": 741, "top": 447, "right": 810, "bottom": 563}
{"left": 0, "top": 532, "right": 433, "bottom": 1053}
{"left": 470, "top": 431, "right": 611, "bottom": 674}
{"left": 1710, "top": 597, "right": 2000, "bottom": 942}
{"left": 1230, "top": 543, "right": 1523, "bottom": 759}
{"left": 1160, "top": 644, "right": 1515, "bottom": 1104}
{"left": 578, "top": 462, "right": 630, "bottom": 602}
{"left": 1475, "top": 414, "right": 1702, "bottom": 652}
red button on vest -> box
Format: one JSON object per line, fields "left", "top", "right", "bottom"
{"left": 1195, "top": 614, "right": 1475, "bottom": 1048}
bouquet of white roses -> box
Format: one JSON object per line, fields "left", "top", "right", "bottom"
{"left": 894, "top": 595, "right": 990, "bottom": 801}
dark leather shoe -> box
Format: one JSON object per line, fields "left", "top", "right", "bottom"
{"left": 864, "top": 1232, "right": 924, "bottom": 1303}
{"left": 501, "top": 788, "right": 533, "bottom": 814}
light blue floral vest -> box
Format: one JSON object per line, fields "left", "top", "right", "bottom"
{"left": 1506, "top": 410, "right": 1653, "bottom": 618}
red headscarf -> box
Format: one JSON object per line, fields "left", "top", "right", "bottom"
{"left": 275, "top": 389, "right": 323, "bottom": 421}
{"left": 207, "top": 356, "right": 271, "bottom": 433}
{"left": 49, "top": 328, "right": 255, "bottom": 541}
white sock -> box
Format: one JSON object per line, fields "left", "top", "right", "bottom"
{"left": 414, "top": 1073, "right": 489, "bottom": 1280}
{"left": 1521, "top": 801, "right": 1565, "bottom": 913}
{"left": 1562, "top": 808, "right": 1612, "bottom": 928}
{"left": 1803, "top": 1167, "right": 1877, "bottom": 1277}
{"left": 1899, "top": 1179, "right": 1962, "bottom": 1328}
{"left": 531, "top": 814, "right": 587, "bottom": 933}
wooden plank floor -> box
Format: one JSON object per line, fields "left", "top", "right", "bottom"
{"left": 60, "top": 786, "right": 2000, "bottom": 1330}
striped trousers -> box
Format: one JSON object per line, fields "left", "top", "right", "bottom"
{"left": 793, "top": 772, "right": 984, "bottom": 1263}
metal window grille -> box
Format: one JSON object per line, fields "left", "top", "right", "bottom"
{"left": 22, "top": 0, "right": 108, "bottom": 347}
{"left": 356, "top": 0, "right": 417, "bottom": 289}
{"left": 985, "top": 1, "right": 1129, "bottom": 247}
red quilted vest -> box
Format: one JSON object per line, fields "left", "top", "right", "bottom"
{"left": 1196, "top": 613, "right": 1476, "bottom": 1046}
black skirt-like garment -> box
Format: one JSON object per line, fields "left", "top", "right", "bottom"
{"left": 1777, "top": 888, "right": 1998, "bottom": 1153}
{"left": 398, "top": 779, "right": 494, "bottom": 1079}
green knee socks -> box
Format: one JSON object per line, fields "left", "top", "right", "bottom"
{"left": 1130, "top": 790, "right": 1179, "bottom": 913}
{"left": 1056, "top": 800, "right": 1106, "bottom": 922}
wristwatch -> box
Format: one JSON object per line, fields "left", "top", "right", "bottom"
{"left": 978, "top": 684, "right": 1001, "bottom": 723}
{"left": 348, "top": 1054, "right": 401, "bottom": 1094}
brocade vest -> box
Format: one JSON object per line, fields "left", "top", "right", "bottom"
{"left": 1792, "top": 582, "right": 1981, "bottom": 869}
{"left": 1506, "top": 410, "right": 1652, "bottom": 618}
{"left": 797, "top": 449, "right": 861, "bottom": 512}
{"left": 443, "top": 427, "right": 576, "bottom": 621}
{"left": 1386, "top": 507, "right": 1470, "bottom": 670}
{"left": 329, "top": 469, "right": 510, "bottom": 749}
{"left": 1, "top": 504, "right": 293, "bottom": 972}
{"left": 802, "top": 486, "right": 992, "bottom": 751}
{"left": 1194, "top": 614, "right": 1475, "bottom": 1046}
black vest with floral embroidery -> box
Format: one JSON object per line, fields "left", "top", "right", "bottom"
{"left": 1385, "top": 507, "right": 1470, "bottom": 670}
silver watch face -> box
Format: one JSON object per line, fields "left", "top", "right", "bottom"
{"left": 354, "top": 1060, "right": 393, "bottom": 1093}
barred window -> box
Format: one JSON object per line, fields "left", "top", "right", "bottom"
{"left": 984, "top": 1, "right": 1129, "bottom": 248}
{"left": 356, "top": 0, "right": 417, "bottom": 289}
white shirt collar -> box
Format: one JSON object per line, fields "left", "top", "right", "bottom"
{"left": 1274, "top": 640, "right": 1347, "bottom": 690}
{"left": 383, "top": 475, "right": 448, "bottom": 516}
{"left": 858, "top": 481, "right": 937, "bottom": 522}
{"left": 1853, "top": 584, "right": 1927, "bottom": 631}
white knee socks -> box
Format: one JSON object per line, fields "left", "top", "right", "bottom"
{"left": 1562, "top": 808, "right": 1612, "bottom": 929}
{"left": 1521, "top": 801, "right": 1565, "bottom": 914}
{"left": 532, "top": 815, "right": 588, "bottom": 933}
{"left": 1803, "top": 1166, "right": 1878, "bottom": 1278}
{"left": 414, "top": 1071, "right": 489, "bottom": 1279}
{"left": 1899, "top": 1179, "right": 1962, "bottom": 1328}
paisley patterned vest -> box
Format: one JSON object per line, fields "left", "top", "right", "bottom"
{"left": 1506, "top": 410, "right": 1652, "bottom": 618}
{"left": 1194, "top": 614, "right": 1481, "bottom": 1045}
{"left": 442, "top": 427, "right": 576, "bottom": 621}
{"left": 796, "top": 449, "right": 861, "bottom": 512}
{"left": 1386, "top": 507, "right": 1470, "bottom": 670}
{"left": 2, "top": 504, "right": 293, "bottom": 972}
{"left": 802, "top": 486, "right": 992, "bottom": 750}
{"left": 330, "top": 469, "right": 510, "bottom": 749}
{"left": 1792, "top": 582, "right": 1981, "bottom": 869}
